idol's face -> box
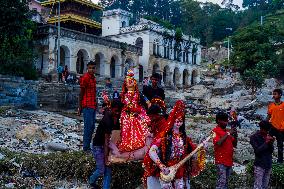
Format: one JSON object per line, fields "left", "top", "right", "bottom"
{"left": 173, "top": 117, "right": 183, "bottom": 130}
{"left": 126, "top": 77, "right": 135, "bottom": 88}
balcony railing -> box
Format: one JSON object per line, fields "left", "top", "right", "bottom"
{"left": 36, "top": 25, "right": 142, "bottom": 55}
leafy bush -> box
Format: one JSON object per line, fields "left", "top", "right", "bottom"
{"left": 243, "top": 60, "right": 279, "bottom": 95}
{"left": 0, "top": 149, "right": 143, "bottom": 189}
{"left": 6, "top": 149, "right": 284, "bottom": 189}
{"left": 255, "top": 60, "right": 279, "bottom": 78}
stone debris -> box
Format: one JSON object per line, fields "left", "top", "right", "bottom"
{"left": 0, "top": 152, "right": 5, "bottom": 160}
{"left": 16, "top": 124, "right": 50, "bottom": 141}
{"left": 0, "top": 109, "right": 86, "bottom": 154}
{"left": 1, "top": 74, "right": 283, "bottom": 188}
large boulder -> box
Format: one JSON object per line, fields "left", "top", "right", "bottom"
{"left": 16, "top": 124, "right": 49, "bottom": 141}
{"left": 263, "top": 78, "right": 278, "bottom": 89}
{"left": 46, "top": 141, "right": 70, "bottom": 152}
{"left": 185, "top": 85, "right": 211, "bottom": 100}
{"left": 212, "top": 77, "right": 237, "bottom": 95}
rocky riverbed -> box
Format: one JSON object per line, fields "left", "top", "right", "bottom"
{"left": 1, "top": 75, "right": 283, "bottom": 188}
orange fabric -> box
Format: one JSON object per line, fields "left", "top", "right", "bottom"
{"left": 268, "top": 102, "right": 284, "bottom": 131}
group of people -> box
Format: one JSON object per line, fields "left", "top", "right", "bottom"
{"left": 57, "top": 65, "right": 78, "bottom": 84}
{"left": 77, "top": 61, "right": 284, "bottom": 189}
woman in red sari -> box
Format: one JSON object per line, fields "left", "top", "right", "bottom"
{"left": 143, "top": 100, "right": 205, "bottom": 189}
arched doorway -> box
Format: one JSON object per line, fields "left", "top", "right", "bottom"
{"left": 152, "top": 63, "right": 159, "bottom": 75}
{"left": 139, "top": 65, "right": 143, "bottom": 82}
{"left": 110, "top": 57, "right": 116, "bottom": 78}
{"left": 163, "top": 66, "right": 170, "bottom": 85}
{"left": 173, "top": 67, "right": 180, "bottom": 85}
{"left": 60, "top": 46, "right": 70, "bottom": 67}
{"left": 136, "top": 37, "right": 143, "bottom": 55}
{"left": 60, "top": 47, "right": 65, "bottom": 66}
{"left": 95, "top": 53, "right": 104, "bottom": 76}
{"left": 76, "top": 49, "right": 88, "bottom": 74}
{"left": 122, "top": 21, "right": 126, "bottom": 27}
{"left": 191, "top": 70, "right": 198, "bottom": 85}
{"left": 183, "top": 69, "right": 189, "bottom": 86}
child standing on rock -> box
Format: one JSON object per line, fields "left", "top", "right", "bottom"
{"left": 250, "top": 121, "right": 274, "bottom": 189}
{"left": 213, "top": 112, "right": 237, "bottom": 189}
{"left": 267, "top": 88, "right": 284, "bottom": 163}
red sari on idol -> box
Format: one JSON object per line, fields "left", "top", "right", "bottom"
{"left": 118, "top": 90, "right": 150, "bottom": 152}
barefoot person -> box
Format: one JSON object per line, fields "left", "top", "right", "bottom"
{"left": 267, "top": 89, "right": 284, "bottom": 163}
{"left": 78, "top": 61, "right": 97, "bottom": 152}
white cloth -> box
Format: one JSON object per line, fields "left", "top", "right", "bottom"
{"left": 147, "top": 176, "right": 191, "bottom": 189}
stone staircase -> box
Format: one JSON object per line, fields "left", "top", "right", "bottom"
{"left": 38, "top": 82, "right": 80, "bottom": 110}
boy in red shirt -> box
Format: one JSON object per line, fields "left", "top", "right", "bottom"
{"left": 267, "top": 88, "right": 284, "bottom": 163}
{"left": 78, "top": 61, "right": 97, "bottom": 152}
{"left": 213, "top": 112, "right": 237, "bottom": 189}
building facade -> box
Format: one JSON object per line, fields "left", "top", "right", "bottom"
{"left": 33, "top": 2, "right": 201, "bottom": 87}
{"left": 102, "top": 9, "right": 202, "bottom": 87}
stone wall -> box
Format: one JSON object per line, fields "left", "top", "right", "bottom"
{"left": 38, "top": 77, "right": 124, "bottom": 111}
{"left": 0, "top": 75, "right": 38, "bottom": 108}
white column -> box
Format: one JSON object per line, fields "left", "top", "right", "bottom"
{"left": 48, "top": 36, "right": 56, "bottom": 73}
{"left": 105, "top": 59, "right": 111, "bottom": 78}
{"left": 69, "top": 54, "right": 77, "bottom": 73}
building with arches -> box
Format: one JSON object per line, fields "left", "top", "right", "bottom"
{"left": 34, "top": 2, "right": 201, "bottom": 87}
{"left": 102, "top": 9, "right": 202, "bottom": 87}
{"left": 35, "top": 1, "right": 141, "bottom": 79}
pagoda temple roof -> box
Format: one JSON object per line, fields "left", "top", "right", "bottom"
{"left": 41, "top": 0, "right": 103, "bottom": 10}
{"left": 47, "top": 13, "right": 101, "bottom": 29}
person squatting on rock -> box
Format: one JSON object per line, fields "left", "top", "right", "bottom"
{"left": 89, "top": 100, "right": 122, "bottom": 189}
{"left": 78, "top": 61, "right": 97, "bottom": 152}
{"left": 213, "top": 112, "right": 237, "bottom": 189}
{"left": 143, "top": 100, "right": 205, "bottom": 189}
{"left": 267, "top": 88, "right": 284, "bottom": 163}
{"left": 250, "top": 121, "right": 274, "bottom": 189}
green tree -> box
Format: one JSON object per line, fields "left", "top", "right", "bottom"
{"left": 255, "top": 60, "right": 279, "bottom": 78}
{"left": 243, "top": 68, "right": 264, "bottom": 96}
{"left": 231, "top": 23, "right": 281, "bottom": 73}
{"left": 0, "top": 0, "right": 37, "bottom": 80}
{"left": 243, "top": 60, "right": 279, "bottom": 95}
